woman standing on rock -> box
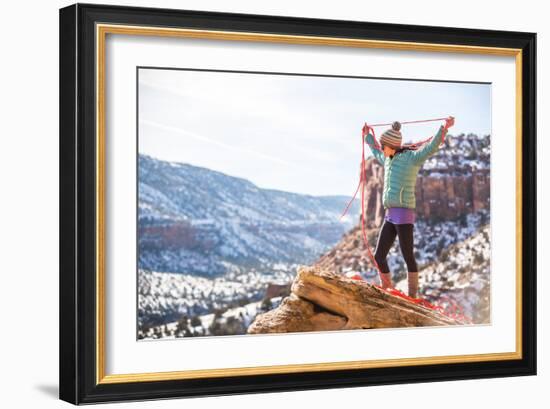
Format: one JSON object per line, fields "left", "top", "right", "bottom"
{"left": 363, "top": 116, "right": 455, "bottom": 299}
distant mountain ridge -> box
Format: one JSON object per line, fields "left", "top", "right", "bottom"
{"left": 138, "top": 154, "right": 358, "bottom": 276}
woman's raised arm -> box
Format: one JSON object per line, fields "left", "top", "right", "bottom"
{"left": 410, "top": 116, "right": 454, "bottom": 165}
{"left": 363, "top": 123, "right": 385, "bottom": 165}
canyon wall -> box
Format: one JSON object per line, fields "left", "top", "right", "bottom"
{"left": 361, "top": 158, "right": 490, "bottom": 227}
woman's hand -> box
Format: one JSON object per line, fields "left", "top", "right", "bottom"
{"left": 444, "top": 116, "right": 455, "bottom": 129}
{"left": 362, "top": 122, "right": 370, "bottom": 137}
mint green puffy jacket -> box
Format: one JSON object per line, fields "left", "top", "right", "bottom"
{"left": 364, "top": 126, "right": 445, "bottom": 210}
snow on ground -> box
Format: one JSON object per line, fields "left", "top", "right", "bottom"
{"left": 138, "top": 263, "right": 295, "bottom": 332}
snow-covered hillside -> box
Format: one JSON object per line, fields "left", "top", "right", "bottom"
{"left": 411, "top": 224, "right": 490, "bottom": 324}
{"left": 139, "top": 296, "right": 284, "bottom": 340}
{"left": 317, "top": 209, "right": 489, "bottom": 282}
{"left": 138, "top": 263, "right": 295, "bottom": 330}
{"left": 420, "top": 133, "right": 490, "bottom": 175}
{"left": 139, "top": 154, "right": 358, "bottom": 276}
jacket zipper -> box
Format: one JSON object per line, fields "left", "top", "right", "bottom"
{"left": 399, "top": 187, "right": 404, "bottom": 205}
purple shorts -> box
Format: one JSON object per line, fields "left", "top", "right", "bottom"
{"left": 385, "top": 207, "right": 416, "bottom": 225}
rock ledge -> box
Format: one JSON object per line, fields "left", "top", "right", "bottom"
{"left": 248, "top": 266, "right": 460, "bottom": 334}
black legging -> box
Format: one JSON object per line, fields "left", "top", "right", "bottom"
{"left": 374, "top": 220, "right": 418, "bottom": 273}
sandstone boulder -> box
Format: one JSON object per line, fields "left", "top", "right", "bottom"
{"left": 248, "top": 266, "right": 461, "bottom": 334}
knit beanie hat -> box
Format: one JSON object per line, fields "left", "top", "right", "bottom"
{"left": 380, "top": 121, "right": 402, "bottom": 149}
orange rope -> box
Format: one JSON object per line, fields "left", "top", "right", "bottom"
{"left": 369, "top": 117, "right": 449, "bottom": 127}
{"left": 359, "top": 126, "right": 382, "bottom": 273}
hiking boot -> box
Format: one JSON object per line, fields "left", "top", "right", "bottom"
{"left": 408, "top": 272, "right": 419, "bottom": 298}
{"left": 379, "top": 272, "right": 393, "bottom": 289}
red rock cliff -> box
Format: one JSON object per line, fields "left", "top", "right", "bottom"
{"left": 361, "top": 157, "right": 490, "bottom": 227}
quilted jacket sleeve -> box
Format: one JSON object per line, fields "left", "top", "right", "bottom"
{"left": 409, "top": 125, "right": 446, "bottom": 165}
{"left": 364, "top": 132, "right": 385, "bottom": 165}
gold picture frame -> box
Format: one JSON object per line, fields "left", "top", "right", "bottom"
{"left": 60, "top": 3, "right": 536, "bottom": 404}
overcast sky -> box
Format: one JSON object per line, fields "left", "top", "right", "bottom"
{"left": 138, "top": 68, "right": 491, "bottom": 196}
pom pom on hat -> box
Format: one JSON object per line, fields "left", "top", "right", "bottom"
{"left": 380, "top": 121, "right": 403, "bottom": 149}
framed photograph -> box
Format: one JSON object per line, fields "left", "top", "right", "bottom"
{"left": 59, "top": 3, "right": 536, "bottom": 405}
